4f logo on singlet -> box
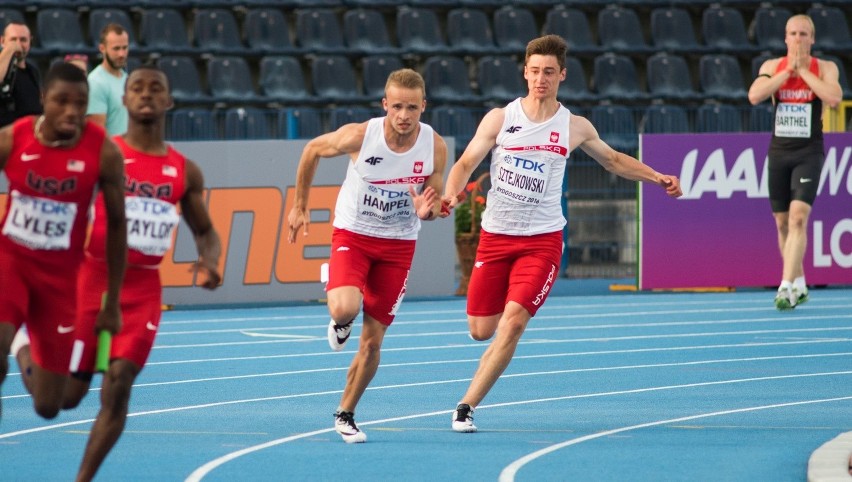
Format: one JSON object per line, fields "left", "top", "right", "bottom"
{"left": 364, "top": 156, "right": 382, "bottom": 166}
{"left": 506, "top": 126, "right": 522, "bottom": 133}
{"left": 125, "top": 177, "right": 174, "bottom": 199}
{"left": 26, "top": 171, "right": 77, "bottom": 195}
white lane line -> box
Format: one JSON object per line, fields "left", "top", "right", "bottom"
{"left": 497, "top": 395, "right": 852, "bottom": 482}
{"left": 183, "top": 371, "right": 852, "bottom": 481}
{"left": 154, "top": 309, "right": 852, "bottom": 336}
{"left": 150, "top": 320, "right": 852, "bottom": 349}
{"left": 6, "top": 338, "right": 852, "bottom": 380}
{"left": 238, "top": 331, "right": 318, "bottom": 339}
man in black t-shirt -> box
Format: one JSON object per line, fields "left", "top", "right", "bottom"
{"left": 0, "top": 22, "right": 42, "bottom": 128}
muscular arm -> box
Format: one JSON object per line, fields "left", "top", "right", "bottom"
{"left": 748, "top": 58, "right": 788, "bottom": 105}
{"left": 0, "top": 125, "right": 12, "bottom": 171}
{"left": 97, "top": 137, "right": 127, "bottom": 333}
{"left": 414, "top": 132, "right": 448, "bottom": 220}
{"left": 287, "top": 122, "right": 366, "bottom": 242}
{"left": 799, "top": 59, "right": 842, "bottom": 108}
{"left": 180, "top": 159, "right": 221, "bottom": 290}
{"left": 571, "top": 115, "right": 682, "bottom": 197}
{"left": 442, "top": 108, "right": 503, "bottom": 208}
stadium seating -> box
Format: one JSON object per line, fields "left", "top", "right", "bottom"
{"left": 396, "top": 7, "right": 448, "bottom": 55}
{"left": 157, "top": 56, "right": 208, "bottom": 103}
{"left": 559, "top": 57, "right": 597, "bottom": 103}
{"left": 641, "top": 104, "right": 691, "bottom": 134}
{"left": 194, "top": 9, "right": 244, "bottom": 54}
{"left": 278, "top": 107, "right": 324, "bottom": 139}
{"left": 493, "top": 6, "right": 538, "bottom": 53}
{"left": 328, "top": 106, "right": 375, "bottom": 130}
{"left": 428, "top": 105, "right": 480, "bottom": 157}
{"left": 696, "top": 103, "right": 742, "bottom": 132}
{"left": 310, "top": 55, "right": 368, "bottom": 103}
{"left": 593, "top": 53, "right": 647, "bottom": 101}
{"left": 423, "top": 55, "right": 479, "bottom": 104}
{"left": 295, "top": 9, "right": 346, "bottom": 54}
{"left": 223, "top": 107, "right": 270, "bottom": 140}
{"left": 747, "top": 103, "right": 774, "bottom": 132}
{"left": 543, "top": 7, "right": 600, "bottom": 56}
{"left": 207, "top": 56, "right": 258, "bottom": 103}
{"left": 598, "top": 6, "right": 651, "bottom": 53}
{"left": 650, "top": 7, "right": 704, "bottom": 54}
{"left": 88, "top": 9, "right": 136, "bottom": 48}
{"left": 167, "top": 108, "right": 216, "bottom": 141}
{"left": 446, "top": 8, "right": 497, "bottom": 55}
{"left": 244, "top": 8, "right": 298, "bottom": 55}
{"left": 259, "top": 56, "right": 317, "bottom": 104}
{"left": 139, "top": 9, "right": 191, "bottom": 53}
{"left": 361, "top": 55, "right": 404, "bottom": 99}
{"left": 807, "top": 5, "right": 852, "bottom": 52}
{"left": 702, "top": 5, "right": 753, "bottom": 52}
{"left": 343, "top": 9, "right": 397, "bottom": 55}
{"left": 752, "top": 6, "right": 791, "bottom": 51}
{"left": 0, "top": 9, "right": 25, "bottom": 29}
{"left": 477, "top": 56, "right": 525, "bottom": 104}
{"left": 36, "top": 9, "right": 88, "bottom": 55}
{"left": 589, "top": 104, "right": 639, "bottom": 153}
{"left": 646, "top": 53, "right": 700, "bottom": 101}
{"left": 699, "top": 54, "right": 748, "bottom": 101}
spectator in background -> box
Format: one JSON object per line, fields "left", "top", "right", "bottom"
{"left": 747, "top": 14, "right": 842, "bottom": 310}
{"left": 87, "top": 23, "right": 129, "bottom": 136}
{"left": 65, "top": 53, "right": 89, "bottom": 73}
{"left": 0, "top": 22, "right": 41, "bottom": 128}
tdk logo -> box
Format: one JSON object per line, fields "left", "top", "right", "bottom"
{"left": 364, "top": 156, "right": 382, "bottom": 166}
{"left": 514, "top": 157, "right": 545, "bottom": 173}
{"left": 506, "top": 126, "right": 522, "bottom": 133}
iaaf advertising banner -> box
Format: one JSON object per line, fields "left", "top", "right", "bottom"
{"left": 641, "top": 132, "right": 852, "bottom": 290}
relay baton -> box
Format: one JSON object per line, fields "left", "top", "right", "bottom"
{"left": 95, "top": 293, "right": 112, "bottom": 373}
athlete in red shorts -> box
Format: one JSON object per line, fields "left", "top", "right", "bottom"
{"left": 441, "top": 35, "right": 683, "bottom": 432}
{"left": 61, "top": 65, "right": 221, "bottom": 482}
{"left": 288, "top": 69, "right": 447, "bottom": 443}
{"left": 0, "top": 63, "right": 126, "bottom": 421}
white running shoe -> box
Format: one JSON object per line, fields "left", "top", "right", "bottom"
{"left": 452, "top": 403, "right": 477, "bottom": 433}
{"left": 10, "top": 325, "right": 30, "bottom": 357}
{"left": 328, "top": 319, "right": 354, "bottom": 352}
{"left": 334, "top": 410, "right": 367, "bottom": 443}
{"left": 774, "top": 286, "right": 797, "bottom": 311}
{"left": 794, "top": 286, "right": 809, "bottom": 305}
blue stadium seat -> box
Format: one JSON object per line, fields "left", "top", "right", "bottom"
{"left": 278, "top": 107, "right": 324, "bottom": 139}
{"left": 296, "top": 9, "right": 346, "bottom": 54}
{"left": 807, "top": 5, "right": 852, "bottom": 52}
{"left": 589, "top": 105, "right": 638, "bottom": 154}
{"left": 696, "top": 103, "right": 742, "bottom": 133}
{"left": 329, "top": 106, "right": 375, "bottom": 130}
{"left": 699, "top": 54, "right": 747, "bottom": 101}
{"left": 428, "top": 105, "right": 479, "bottom": 157}
{"left": 0, "top": 9, "right": 25, "bottom": 29}
{"left": 343, "top": 9, "right": 397, "bottom": 55}
{"left": 477, "top": 56, "right": 525, "bottom": 104}
{"left": 223, "top": 107, "right": 270, "bottom": 140}
{"left": 592, "top": 53, "right": 647, "bottom": 101}
{"left": 139, "top": 9, "right": 190, "bottom": 54}
{"left": 244, "top": 8, "right": 297, "bottom": 55}
{"left": 493, "top": 6, "right": 538, "bottom": 53}
{"left": 446, "top": 8, "right": 497, "bottom": 55}
{"left": 641, "top": 104, "right": 690, "bottom": 134}
{"left": 396, "top": 7, "right": 448, "bottom": 54}
{"left": 310, "top": 55, "right": 367, "bottom": 103}
{"left": 752, "top": 6, "right": 791, "bottom": 52}
{"left": 558, "top": 57, "right": 597, "bottom": 103}
{"left": 423, "top": 55, "right": 478, "bottom": 104}
{"left": 702, "top": 5, "right": 753, "bottom": 52}
{"left": 750, "top": 52, "right": 774, "bottom": 79}
{"left": 543, "top": 7, "right": 600, "bottom": 56}
{"left": 259, "top": 56, "right": 316, "bottom": 104}
{"left": 207, "top": 56, "right": 258, "bottom": 103}
{"left": 88, "top": 9, "right": 135, "bottom": 48}
{"left": 194, "top": 9, "right": 244, "bottom": 54}
{"left": 650, "top": 7, "right": 703, "bottom": 53}
{"left": 747, "top": 103, "right": 774, "bottom": 132}
{"left": 597, "top": 6, "right": 650, "bottom": 53}
{"left": 157, "top": 56, "right": 209, "bottom": 103}
{"left": 167, "top": 108, "right": 216, "bottom": 141}
{"left": 361, "top": 55, "right": 404, "bottom": 99}
{"left": 36, "top": 9, "right": 88, "bottom": 54}
{"left": 646, "top": 53, "right": 699, "bottom": 101}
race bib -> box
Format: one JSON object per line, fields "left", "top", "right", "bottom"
{"left": 357, "top": 180, "right": 414, "bottom": 224}
{"left": 774, "top": 103, "right": 812, "bottom": 138}
{"left": 125, "top": 196, "right": 179, "bottom": 256}
{"left": 1, "top": 190, "right": 76, "bottom": 250}
{"left": 491, "top": 152, "right": 549, "bottom": 205}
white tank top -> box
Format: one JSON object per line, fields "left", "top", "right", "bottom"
{"left": 333, "top": 117, "right": 435, "bottom": 240}
{"left": 483, "top": 99, "right": 571, "bottom": 235}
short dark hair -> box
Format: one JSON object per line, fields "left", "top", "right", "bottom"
{"left": 99, "top": 23, "right": 127, "bottom": 45}
{"left": 43, "top": 62, "right": 88, "bottom": 92}
{"left": 525, "top": 35, "right": 568, "bottom": 71}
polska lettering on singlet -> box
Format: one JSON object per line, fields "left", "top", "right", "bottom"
{"left": 1, "top": 190, "right": 76, "bottom": 250}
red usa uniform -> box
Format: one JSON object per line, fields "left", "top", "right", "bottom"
{"left": 71, "top": 136, "right": 186, "bottom": 372}
{"left": 0, "top": 117, "right": 105, "bottom": 373}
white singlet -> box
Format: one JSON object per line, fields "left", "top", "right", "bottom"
{"left": 333, "top": 117, "right": 435, "bottom": 240}
{"left": 483, "top": 98, "right": 571, "bottom": 235}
